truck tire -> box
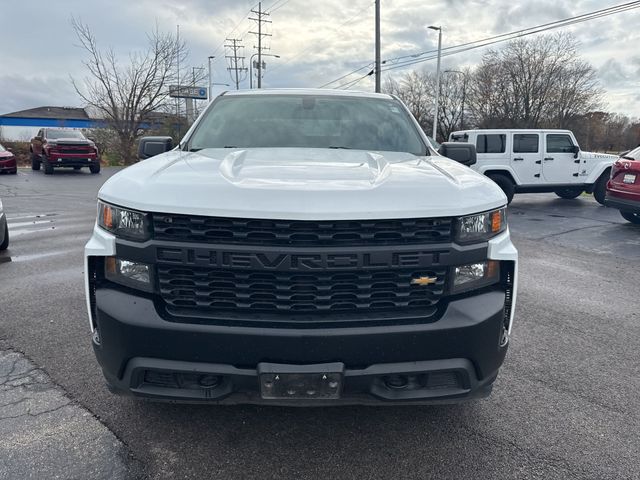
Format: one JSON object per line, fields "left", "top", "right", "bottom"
{"left": 0, "top": 222, "right": 8, "bottom": 250}
{"left": 31, "top": 154, "right": 41, "bottom": 171}
{"left": 43, "top": 160, "right": 54, "bottom": 175}
{"left": 554, "top": 187, "right": 583, "bottom": 199}
{"left": 89, "top": 163, "right": 101, "bottom": 174}
{"left": 592, "top": 173, "right": 609, "bottom": 205}
{"left": 487, "top": 174, "right": 515, "bottom": 204}
{"left": 620, "top": 211, "right": 640, "bottom": 224}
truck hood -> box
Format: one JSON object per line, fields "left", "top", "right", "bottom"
{"left": 580, "top": 151, "right": 618, "bottom": 161}
{"left": 98, "top": 148, "right": 507, "bottom": 220}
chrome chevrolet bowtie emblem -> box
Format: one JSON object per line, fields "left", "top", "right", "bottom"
{"left": 411, "top": 276, "right": 438, "bottom": 286}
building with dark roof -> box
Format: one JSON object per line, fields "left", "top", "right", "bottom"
{"left": 0, "top": 106, "right": 103, "bottom": 141}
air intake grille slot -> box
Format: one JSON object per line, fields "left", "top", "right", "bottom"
{"left": 158, "top": 265, "right": 447, "bottom": 321}
{"left": 152, "top": 215, "right": 452, "bottom": 246}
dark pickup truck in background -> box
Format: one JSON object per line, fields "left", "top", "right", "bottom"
{"left": 30, "top": 128, "right": 100, "bottom": 174}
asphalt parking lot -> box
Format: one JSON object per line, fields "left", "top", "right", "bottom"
{"left": 0, "top": 168, "right": 639, "bottom": 480}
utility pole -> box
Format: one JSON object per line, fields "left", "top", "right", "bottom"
{"left": 176, "top": 24, "right": 181, "bottom": 138}
{"left": 375, "top": 0, "right": 381, "bottom": 93}
{"left": 429, "top": 25, "right": 442, "bottom": 141}
{"left": 224, "top": 38, "right": 247, "bottom": 90}
{"left": 249, "top": 2, "right": 272, "bottom": 88}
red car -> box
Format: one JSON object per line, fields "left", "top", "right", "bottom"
{"left": 30, "top": 128, "right": 100, "bottom": 175}
{"left": 605, "top": 146, "right": 640, "bottom": 224}
{"left": 0, "top": 143, "right": 17, "bottom": 174}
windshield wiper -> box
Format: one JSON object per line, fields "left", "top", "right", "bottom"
{"left": 223, "top": 145, "right": 238, "bottom": 148}
{"left": 328, "top": 146, "right": 352, "bottom": 149}
{"left": 188, "top": 148, "right": 203, "bottom": 152}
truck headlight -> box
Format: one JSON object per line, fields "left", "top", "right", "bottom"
{"left": 455, "top": 208, "right": 506, "bottom": 244}
{"left": 105, "top": 257, "right": 154, "bottom": 292}
{"left": 97, "top": 201, "right": 151, "bottom": 241}
{"left": 451, "top": 260, "right": 500, "bottom": 294}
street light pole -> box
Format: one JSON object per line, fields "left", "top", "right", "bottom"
{"left": 250, "top": 53, "right": 280, "bottom": 89}
{"left": 375, "top": 0, "right": 381, "bottom": 93}
{"left": 207, "top": 56, "right": 214, "bottom": 103}
{"left": 429, "top": 26, "right": 442, "bottom": 141}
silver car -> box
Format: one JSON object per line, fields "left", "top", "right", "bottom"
{"left": 0, "top": 198, "right": 8, "bottom": 250}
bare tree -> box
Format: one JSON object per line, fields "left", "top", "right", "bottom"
{"left": 384, "top": 68, "right": 467, "bottom": 141}
{"left": 467, "top": 33, "right": 602, "bottom": 129}
{"left": 71, "top": 18, "right": 189, "bottom": 164}
{"left": 384, "top": 71, "right": 433, "bottom": 133}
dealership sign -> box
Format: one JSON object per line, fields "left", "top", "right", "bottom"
{"left": 169, "top": 85, "right": 208, "bottom": 99}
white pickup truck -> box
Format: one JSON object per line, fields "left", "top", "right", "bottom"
{"left": 449, "top": 129, "right": 617, "bottom": 204}
{"left": 84, "top": 89, "right": 518, "bottom": 405}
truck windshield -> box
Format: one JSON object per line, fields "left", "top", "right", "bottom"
{"left": 47, "top": 129, "right": 85, "bottom": 140}
{"left": 188, "top": 95, "right": 427, "bottom": 156}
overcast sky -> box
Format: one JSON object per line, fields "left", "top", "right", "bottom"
{"left": 0, "top": 0, "right": 638, "bottom": 116}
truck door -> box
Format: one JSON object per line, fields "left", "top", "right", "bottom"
{"left": 32, "top": 129, "right": 44, "bottom": 155}
{"left": 511, "top": 133, "right": 542, "bottom": 184}
{"left": 542, "top": 133, "right": 581, "bottom": 184}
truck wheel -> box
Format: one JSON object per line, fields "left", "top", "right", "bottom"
{"left": 0, "top": 222, "right": 8, "bottom": 251}
{"left": 620, "top": 211, "right": 640, "bottom": 224}
{"left": 31, "top": 154, "right": 41, "bottom": 171}
{"left": 592, "top": 173, "right": 608, "bottom": 205}
{"left": 554, "top": 188, "right": 583, "bottom": 199}
{"left": 89, "top": 163, "right": 101, "bottom": 174}
{"left": 43, "top": 160, "right": 54, "bottom": 175}
{"left": 488, "top": 174, "right": 515, "bottom": 204}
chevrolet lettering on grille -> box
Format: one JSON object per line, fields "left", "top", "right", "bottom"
{"left": 156, "top": 247, "right": 448, "bottom": 270}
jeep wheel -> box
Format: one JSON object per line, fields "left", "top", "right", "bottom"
{"left": 554, "top": 188, "right": 583, "bottom": 199}
{"left": 620, "top": 211, "right": 640, "bottom": 224}
{"left": 0, "top": 222, "right": 8, "bottom": 251}
{"left": 89, "top": 163, "right": 101, "bottom": 174}
{"left": 31, "top": 154, "right": 41, "bottom": 171}
{"left": 592, "top": 173, "right": 609, "bottom": 205}
{"left": 488, "top": 174, "right": 515, "bottom": 204}
{"left": 43, "top": 160, "right": 54, "bottom": 175}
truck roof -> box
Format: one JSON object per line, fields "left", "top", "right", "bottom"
{"left": 452, "top": 129, "right": 574, "bottom": 135}
{"left": 223, "top": 88, "right": 394, "bottom": 100}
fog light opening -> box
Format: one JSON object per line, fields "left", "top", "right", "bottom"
{"left": 384, "top": 374, "right": 409, "bottom": 390}
{"left": 198, "top": 374, "right": 222, "bottom": 389}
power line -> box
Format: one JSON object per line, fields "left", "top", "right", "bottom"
{"left": 382, "top": 0, "right": 640, "bottom": 72}
{"left": 319, "top": 0, "right": 640, "bottom": 87}
{"left": 270, "top": 1, "right": 374, "bottom": 74}
{"left": 269, "top": 0, "right": 291, "bottom": 14}
{"left": 318, "top": 63, "right": 374, "bottom": 88}
{"left": 211, "top": 4, "right": 258, "bottom": 58}
{"left": 389, "top": 0, "right": 640, "bottom": 66}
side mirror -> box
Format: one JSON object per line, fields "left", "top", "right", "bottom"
{"left": 34, "top": 136, "right": 43, "bottom": 143}
{"left": 438, "top": 142, "right": 477, "bottom": 166}
{"left": 571, "top": 145, "right": 580, "bottom": 158}
{"left": 137, "top": 136, "right": 174, "bottom": 160}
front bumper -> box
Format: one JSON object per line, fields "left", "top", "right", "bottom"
{"left": 85, "top": 227, "right": 518, "bottom": 405}
{"left": 0, "top": 158, "right": 16, "bottom": 172}
{"left": 46, "top": 154, "right": 98, "bottom": 167}
{"left": 94, "top": 287, "right": 507, "bottom": 405}
{"left": 605, "top": 194, "right": 640, "bottom": 214}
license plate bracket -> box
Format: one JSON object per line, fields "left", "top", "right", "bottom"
{"left": 258, "top": 362, "right": 344, "bottom": 400}
{"left": 623, "top": 173, "right": 636, "bottom": 184}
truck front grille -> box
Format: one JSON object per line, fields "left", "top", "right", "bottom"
{"left": 152, "top": 214, "right": 452, "bottom": 247}
{"left": 158, "top": 265, "right": 447, "bottom": 324}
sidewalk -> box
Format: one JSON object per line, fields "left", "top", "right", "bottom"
{"left": 0, "top": 350, "right": 138, "bottom": 479}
